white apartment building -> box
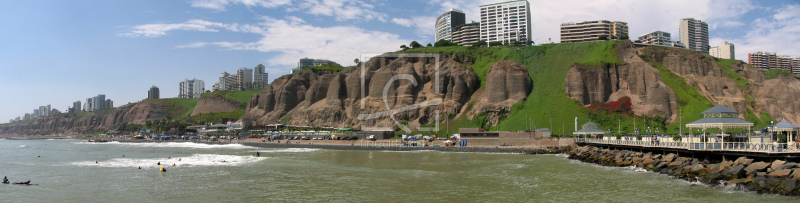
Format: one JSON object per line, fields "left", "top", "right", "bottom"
{"left": 793, "top": 57, "right": 800, "bottom": 75}
{"left": 562, "top": 20, "right": 628, "bottom": 43}
{"left": 179, "top": 78, "right": 205, "bottom": 98}
{"left": 237, "top": 67, "right": 253, "bottom": 90}
{"left": 778, "top": 55, "right": 794, "bottom": 71}
{"left": 435, "top": 9, "right": 466, "bottom": 42}
{"left": 479, "top": 0, "right": 532, "bottom": 44}
{"left": 748, "top": 51, "right": 777, "bottom": 70}
{"left": 710, "top": 41, "right": 735, "bottom": 59}
{"left": 679, "top": 18, "right": 709, "bottom": 54}
{"left": 638, "top": 31, "right": 673, "bottom": 46}
{"left": 292, "top": 58, "right": 341, "bottom": 73}
{"left": 452, "top": 21, "right": 480, "bottom": 46}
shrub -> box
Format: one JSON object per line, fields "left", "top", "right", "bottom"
{"left": 616, "top": 134, "right": 622, "bottom": 140}
{"left": 673, "top": 135, "right": 682, "bottom": 141}
{"left": 434, "top": 39, "right": 458, "bottom": 47}
{"left": 636, "top": 135, "right": 642, "bottom": 140}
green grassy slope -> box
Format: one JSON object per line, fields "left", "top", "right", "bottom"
{"left": 200, "top": 89, "right": 261, "bottom": 109}
{"left": 164, "top": 98, "right": 199, "bottom": 120}
{"left": 763, "top": 69, "right": 800, "bottom": 80}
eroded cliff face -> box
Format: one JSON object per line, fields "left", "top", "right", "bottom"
{"left": 191, "top": 94, "right": 240, "bottom": 116}
{"left": 0, "top": 100, "right": 177, "bottom": 135}
{"left": 243, "top": 54, "right": 482, "bottom": 129}
{"left": 637, "top": 44, "right": 800, "bottom": 124}
{"left": 466, "top": 60, "right": 531, "bottom": 126}
{"left": 566, "top": 41, "right": 679, "bottom": 122}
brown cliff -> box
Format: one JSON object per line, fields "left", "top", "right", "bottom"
{"left": 244, "top": 54, "right": 481, "bottom": 130}
{"left": 191, "top": 94, "right": 240, "bottom": 116}
{"left": 466, "top": 60, "right": 531, "bottom": 126}
{"left": 566, "top": 41, "right": 679, "bottom": 122}
{"left": 0, "top": 99, "right": 180, "bottom": 136}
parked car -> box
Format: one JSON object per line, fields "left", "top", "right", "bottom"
{"left": 301, "top": 136, "right": 310, "bottom": 140}
{"left": 349, "top": 136, "right": 359, "bottom": 140}
{"left": 366, "top": 135, "right": 376, "bottom": 141}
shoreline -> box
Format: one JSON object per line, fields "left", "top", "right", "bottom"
{"left": 568, "top": 145, "right": 800, "bottom": 196}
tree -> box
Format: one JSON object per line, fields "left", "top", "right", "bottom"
{"left": 426, "top": 43, "right": 432, "bottom": 47}
{"left": 354, "top": 58, "right": 359, "bottom": 65}
{"left": 527, "top": 40, "right": 534, "bottom": 45}
{"left": 599, "top": 35, "right": 609, "bottom": 40}
{"left": 610, "top": 35, "right": 617, "bottom": 40}
{"left": 620, "top": 35, "right": 629, "bottom": 40}
{"left": 472, "top": 40, "right": 487, "bottom": 47}
{"left": 634, "top": 40, "right": 642, "bottom": 43}
{"left": 434, "top": 39, "right": 457, "bottom": 47}
{"left": 489, "top": 41, "right": 503, "bottom": 46}
{"left": 511, "top": 41, "right": 524, "bottom": 47}
{"left": 410, "top": 41, "right": 422, "bottom": 48}
{"left": 400, "top": 45, "right": 408, "bottom": 50}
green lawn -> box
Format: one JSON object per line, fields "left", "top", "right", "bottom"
{"left": 163, "top": 98, "right": 199, "bottom": 120}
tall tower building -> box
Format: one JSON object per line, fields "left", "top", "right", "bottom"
{"left": 253, "top": 64, "right": 269, "bottom": 89}
{"left": 92, "top": 94, "right": 105, "bottom": 111}
{"left": 72, "top": 101, "right": 81, "bottom": 113}
{"left": 179, "top": 78, "right": 205, "bottom": 98}
{"left": 479, "top": 0, "right": 532, "bottom": 44}
{"left": 679, "top": 18, "right": 709, "bottom": 54}
{"left": 148, "top": 86, "right": 160, "bottom": 99}
{"left": 435, "top": 9, "right": 466, "bottom": 42}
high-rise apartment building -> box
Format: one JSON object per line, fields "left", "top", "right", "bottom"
{"left": 148, "top": 86, "right": 160, "bottom": 99}
{"left": 435, "top": 9, "right": 466, "bottom": 42}
{"left": 748, "top": 51, "right": 778, "bottom": 70}
{"left": 84, "top": 98, "right": 91, "bottom": 112}
{"left": 179, "top": 78, "right": 204, "bottom": 98}
{"left": 236, "top": 67, "right": 253, "bottom": 90}
{"left": 92, "top": 94, "right": 105, "bottom": 111}
{"left": 679, "top": 18, "right": 709, "bottom": 54}
{"left": 793, "top": 57, "right": 800, "bottom": 75}
{"left": 253, "top": 64, "right": 269, "bottom": 89}
{"left": 103, "top": 99, "right": 113, "bottom": 110}
{"left": 637, "top": 31, "right": 673, "bottom": 46}
{"left": 479, "top": 0, "right": 532, "bottom": 44}
{"left": 561, "top": 20, "right": 628, "bottom": 43}
{"left": 292, "top": 58, "right": 341, "bottom": 73}
{"left": 72, "top": 101, "right": 81, "bottom": 113}
{"left": 452, "top": 21, "right": 480, "bottom": 46}
{"left": 778, "top": 55, "right": 794, "bottom": 71}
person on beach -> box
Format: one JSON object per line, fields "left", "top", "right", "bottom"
{"left": 3, "top": 176, "right": 8, "bottom": 184}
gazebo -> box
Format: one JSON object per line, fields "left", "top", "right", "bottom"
{"left": 768, "top": 120, "right": 800, "bottom": 146}
{"left": 685, "top": 104, "right": 754, "bottom": 150}
{"left": 573, "top": 122, "right": 606, "bottom": 139}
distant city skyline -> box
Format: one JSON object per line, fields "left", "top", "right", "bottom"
{"left": 1, "top": 0, "right": 799, "bottom": 122}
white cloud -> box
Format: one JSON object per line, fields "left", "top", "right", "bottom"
{"left": 391, "top": 18, "right": 413, "bottom": 27}
{"left": 189, "top": 0, "right": 291, "bottom": 11}
{"left": 167, "top": 17, "right": 408, "bottom": 76}
{"left": 721, "top": 21, "right": 745, "bottom": 27}
{"left": 190, "top": 0, "right": 387, "bottom": 22}
{"left": 121, "top": 19, "right": 240, "bottom": 37}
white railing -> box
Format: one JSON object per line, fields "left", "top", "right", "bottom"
{"left": 576, "top": 138, "right": 800, "bottom": 153}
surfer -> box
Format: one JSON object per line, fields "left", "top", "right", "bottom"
{"left": 157, "top": 162, "right": 161, "bottom": 165}
{"left": 160, "top": 167, "right": 166, "bottom": 172}
{"left": 173, "top": 163, "right": 176, "bottom": 166}
{"left": 96, "top": 161, "right": 98, "bottom": 164}
{"left": 37, "top": 156, "right": 40, "bottom": 158}
{"left": 138, "top": 166, "right": 141, "bottom": 169}
{"left": 122, "top": 155, "right": 125, "bottom": 157}
{"left": 257, "top": 152, "right": 260, "bottom": 157}
{"left": 178, "top": 159, "right": 181, "bottom": 161}
{"left": 2, "top": 176, "right": 8, "bottom": 184}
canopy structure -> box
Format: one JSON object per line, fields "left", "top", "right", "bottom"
{"left": 768, "top": 120, "right": 800, "bottom": 144}
{"left": 574, "top": 122, "right": 606, "bottom": 136}
{"left": 686, "top": 105, "right": 754, "bottom": 149}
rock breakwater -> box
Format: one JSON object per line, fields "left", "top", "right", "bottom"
{"left": 568, "top": 145, "right": 800, "bottom": 196}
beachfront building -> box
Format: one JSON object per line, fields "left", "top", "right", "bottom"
{"left": 72, "top": 101, "right": 81, "bottom": 113}
{"left": 637, "top": 31, "right": 673, "bottom": 46}
{"left": 179, "top": 78, "right": 204, "bottom": 98}
{"left": 435, "top": 9, "right": 466, "bottom": 42}
{"left": 710, "top": 41, "right": 735, "bottom": 59}
{"left": 479, "top": 0, "right": 532, "bottom": 44}
{"left": 685, "top": 104, "right": 753, "bottom": 149}
{"left": 452, "top": 21, "right": 480, "bottom": 46}
{"left": 767, "top": 120, "right": 800, "bottom": 147}
{"left": 148, "top": 86, "right": 160, "bottom": 99}
{"left": 794, "top": 57, "right": 800, "bottom": 75}
{"left": 748, "top": 51, "right": 778, "bottom": 70}
{"left": 679, "top": 18, "right": 709, "bottom": 54}
{"left": 561, "top": 20, "right": 628, "bottom": 43}
{"left": 778, "top": 55, "right": 795, "bottom": 71}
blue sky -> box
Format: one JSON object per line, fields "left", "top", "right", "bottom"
{"left": 1, "top": 0, "right": 799, "bottom": 123}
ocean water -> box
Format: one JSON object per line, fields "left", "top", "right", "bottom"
{"left": 0, "top": 139, "right": 796, "bottom": 202}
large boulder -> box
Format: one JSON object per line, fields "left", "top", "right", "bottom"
{"left": 735, "top": 157, "right": 754, "bottom": 165}
{"left": 768, "top": 169, "right": 792, "bottom": 178}
{"left": 724, "top": 164, "right": 746, "bottom": 177}
{"left": 771, "top": 160, "right": 787, "bottom": 170}
{"left": 745, "top": 162, "right": 771, "bottom": 175}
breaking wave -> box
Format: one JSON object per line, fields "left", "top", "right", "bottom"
{"left": 73, "top": 141, "right": 257, "bottom": 149}
{"left": 70, "top": 154, "right": 267, "bottom": 168}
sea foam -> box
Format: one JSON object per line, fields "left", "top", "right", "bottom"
{"left": 70, "top": 154, "right": 267, "bottom": 168}
{"left": 73, "top": 141, "right": 257, "bottom": 149}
